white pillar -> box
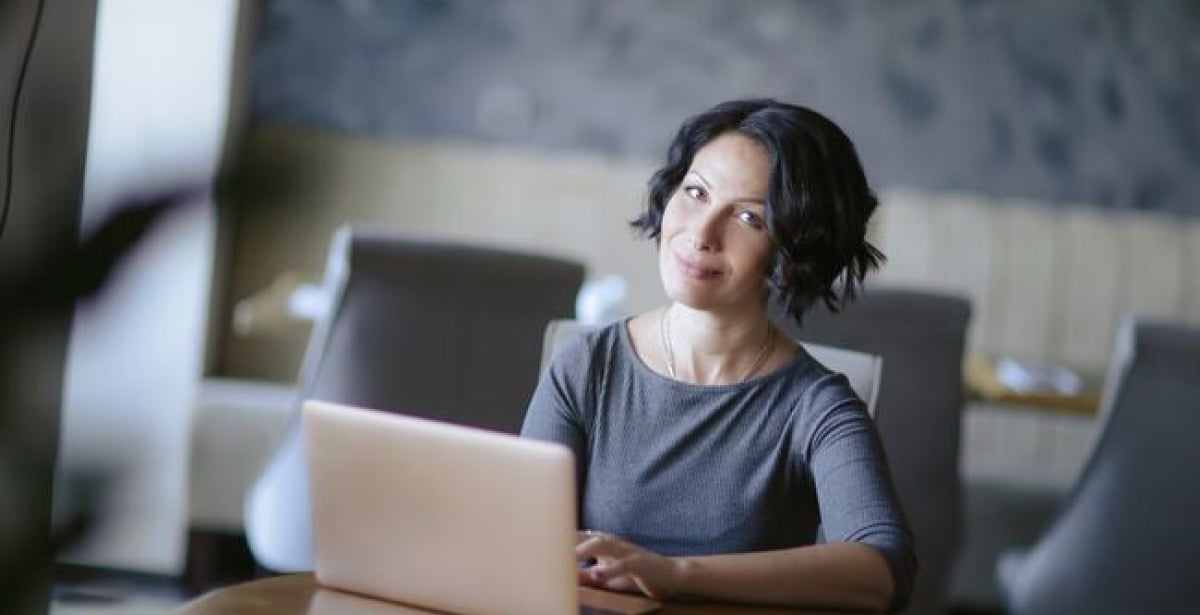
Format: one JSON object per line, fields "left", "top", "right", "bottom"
{"left": 57, "top": 0, "right": 239, "bottom": 574}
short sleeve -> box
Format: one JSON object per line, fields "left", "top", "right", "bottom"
{"left": 799, "top": 374, "right": 917, "bottom": 612}
{"left": 520, "top": 333, "right": 594, "bottom": 497}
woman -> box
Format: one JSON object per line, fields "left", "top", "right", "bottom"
{"left": 522, "top": 99, "right": 914, "bottom": 612}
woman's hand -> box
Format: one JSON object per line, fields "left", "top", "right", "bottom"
{"left": 575, "top": 530, "right": 685, "bottom": 599}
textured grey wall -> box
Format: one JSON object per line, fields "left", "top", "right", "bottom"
{"left": 251, "top": 0, "right": 1200, "bottom": 216}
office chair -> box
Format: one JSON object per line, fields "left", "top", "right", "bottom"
{"left": 783, "top": 288, "right": 972, "bottom": 615}
{"left": 245, "top": 227, "right": 584, "bottom": 572}
{"left": 996, "top": 318, "right": 1200, "bottom": 614}
{"left": 540, "top": 319, "right": 883, "bottom": 419}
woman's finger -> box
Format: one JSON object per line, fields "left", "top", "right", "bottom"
{"left": 591, "top": 556, "right": 631, "bottom": 580}
{"left": 576, "top": 529, "right": 615, "bottom": 544}
{"left": 575, "top": 536, "right": 601, "bottom": 557}
{"left": 577, "top": 566, "right": 605, "bottom": 587}
{"left": 575, "top": 533, "right": 629, "bottom": 559}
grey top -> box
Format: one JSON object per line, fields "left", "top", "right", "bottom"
{"left": 521, "top": 321, "right": 915, "bottom": 611}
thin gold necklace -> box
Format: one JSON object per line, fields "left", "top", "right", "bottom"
{"left": 659, "top": 305, "right": 776, "bottom": 382}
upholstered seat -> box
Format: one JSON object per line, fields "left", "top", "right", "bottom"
{"left": 996, "top": 318, "right": 1200, "bottom": 614}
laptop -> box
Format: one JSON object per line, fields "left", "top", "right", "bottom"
{"left": 303, "top": 400, "right": 660, "bottom": 615}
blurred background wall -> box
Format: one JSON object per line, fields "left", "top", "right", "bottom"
{"left": 215, "top": 0, "right": 1200, "bottom": 382}
{"left": 251, "top": 0, "right": 1200, "bottom": 213}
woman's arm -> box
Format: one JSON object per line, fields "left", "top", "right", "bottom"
{"left": 577, "top": 533, "right": 895, "bottom": 612}
{"left": 520, "top": 333, "right": 595, "bottom": 494}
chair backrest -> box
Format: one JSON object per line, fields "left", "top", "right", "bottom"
{"left": 998, "top": 318, "right": 1200, "bottom": 614}
{"left": 783, "top": 288, "right": 972, "bottom": 615}
{"left": 541, "top": 319, "right": 882, "bottom": 419}
{"left": 302, "top": 227, "right": 584, "bottom": 432}
{"left": 246, "top": 227, "right": 584, "bottom": 571}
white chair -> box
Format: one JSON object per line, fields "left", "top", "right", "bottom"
{"left": 540, "top": 319, "right": 883, "bottom": 419}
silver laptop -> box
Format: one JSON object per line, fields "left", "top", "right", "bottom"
{"left": 303, "top": 400, "right": 660, "bottom": 615}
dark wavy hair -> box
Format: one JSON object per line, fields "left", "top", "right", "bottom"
{"left": 631, "top": 98, "right": 884, "bottom": 324}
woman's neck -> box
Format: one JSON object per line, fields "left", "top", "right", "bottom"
{"left": 663, "top": 302, "right": 776, "bottom": 385}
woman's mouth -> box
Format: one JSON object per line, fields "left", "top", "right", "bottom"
{"left": 674, "top": 252, "right": 722, "bottom": 279}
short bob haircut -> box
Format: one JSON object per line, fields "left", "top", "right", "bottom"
{"left": 631, "top": 98, "right": 884, "bottom": 324}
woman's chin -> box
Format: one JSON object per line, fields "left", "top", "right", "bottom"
{"left": 662, "top": 282, "right": 721, "bottom": 311}
{"left": 662, "top": 276, "right": 769, "bottom": 316}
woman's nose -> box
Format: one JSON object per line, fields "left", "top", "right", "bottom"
{"left": 688, "top": 208, "right": 723, "bottom": 252}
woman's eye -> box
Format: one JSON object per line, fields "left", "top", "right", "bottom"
{"left": 736, "top": 210, "right": 766, "bottom": 230}
{"left": 684, "top": 186, "right": 705, "bottom": 200}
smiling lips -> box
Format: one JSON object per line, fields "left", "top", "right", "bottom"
{"left": 674, "top": 251, "right": 723, "bottom": 279}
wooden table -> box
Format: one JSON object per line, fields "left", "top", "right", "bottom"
{"left": 174, "top": 573, "right": 847, "bottom": 615}
{"left": 963, "top": 354, "right": 1101, "bottom": 415}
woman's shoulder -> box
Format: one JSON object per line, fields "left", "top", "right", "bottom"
{"left": 544, "top": 318, "right": 627, "bottom": 373}
{"left": 778, "top": 344, "right": 867, "bottom": 413}
{"left": 570, "top": 318, "right": 628, "bottom": 351}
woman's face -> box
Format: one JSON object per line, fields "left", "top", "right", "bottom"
{"left": 658, "top": 132, "right": 774, "bottom": 315}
